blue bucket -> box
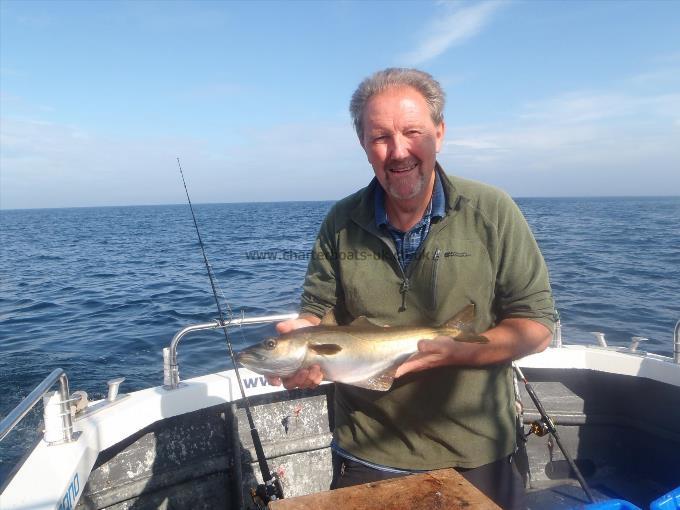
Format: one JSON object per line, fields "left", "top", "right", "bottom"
{"left": 651, "top": 486, "right": 680, "bottom": 510}
{"left": 583, "top": 499, "right": 641, "bottom": 510}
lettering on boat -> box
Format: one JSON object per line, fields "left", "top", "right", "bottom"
{"left": 58, "top": 472, "right": 80, "bottom": 510}
{"left": 243, "top": 376, "right": 269, "bottom": 389}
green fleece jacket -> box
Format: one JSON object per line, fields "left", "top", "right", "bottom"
{"left": 300, "top": 166, "right": 554, "bottom": 469}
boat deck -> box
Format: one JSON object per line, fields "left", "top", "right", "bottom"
{"left": 521, "top": 367, "right": 680, "bottom": 507}
{"left": 66, "top": 365, "right": 679, "bottom": 509}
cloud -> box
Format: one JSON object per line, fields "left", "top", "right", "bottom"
{"left": 4, "top": 55, "right": 679, "bottom": 209}
{"left": 653, "top": 51, "right": 680, "bottom": 65}
{"left": 398, "top": 0, "right": 504, "bottom": 65}
{"left": 0, "top": 91, "right": 55, "bottom": 115}
{"left": 0, "top": 116, "right": 369, "bottom": 210}
{"left": 0, "top": 117, "right": 201, "bottom": 209}
{"left": 628, "top": 53, "right": 680, "bottom": 88}
{"left": 447, "top": 137, "right": 501, "bottom": 150}
{"left": 518, "top": 91, "right": 680, "bottom": 124}
{"left": 4, "top": 79, "right": 678, "bottom": 208}
{"left": 441, "top": 89, "right": 680, "bottom": 196}
{"left": 628, "top": 62, "right": 680, "bottom": 89}
{"left": 630, "top": 68, "right": 680, "bottom": 86}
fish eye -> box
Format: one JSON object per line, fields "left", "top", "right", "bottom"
{"left": 264, "top": 338, "right": 277, "bottom": 350}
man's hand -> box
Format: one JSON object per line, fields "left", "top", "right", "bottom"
{"left": 275, "top": 317, "right": 318, "bottom": 335}
{"left": 266, "top": 314, "right": 323, "bottom": 389}
{"left": 267, "top": 365, "right": 324, "bottom": 390}
{"left": 395, "top": 318, "right": 552, "bottom": 378}
{"left": 395, "top": 336, "right": 463, "bottom": 378}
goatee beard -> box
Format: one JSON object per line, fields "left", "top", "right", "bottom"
{"left": 385, "top": 172, "right": 427, "bottom": 200}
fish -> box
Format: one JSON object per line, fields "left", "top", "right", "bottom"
{"left": 236, "top": 304, "right": 488, "bottom": 391}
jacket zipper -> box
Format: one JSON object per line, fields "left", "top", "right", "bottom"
{"left": 366, "top": 226, "right": 439, "bottom": 314}
{"left": 430, "top": 248, "right": 441, "bottom": 311}
{"left": 373, "top": 234, "right": 411, "bottom": 313}
{"left": 398, "top": 277, "right": 410, "bottom": 312}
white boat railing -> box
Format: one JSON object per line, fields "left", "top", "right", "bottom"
{"left": 0, "top": 367, "right": 77, "bottom": 445}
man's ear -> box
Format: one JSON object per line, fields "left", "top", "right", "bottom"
{"left": 435, "top": 120, "right": 446, "bottom": 153}
{"left": 359, "top": 134, "right": 372, "bottom": 163}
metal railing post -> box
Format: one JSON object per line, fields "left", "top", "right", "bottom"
{"left": 674, "top": 320, "right": 680, "bottom": 365}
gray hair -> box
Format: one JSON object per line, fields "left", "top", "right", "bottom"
{"left": 349, "top": 68, "right": 446, "bottom": 141}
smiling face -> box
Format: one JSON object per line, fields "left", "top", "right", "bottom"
{"left": 360, "top": 86, "right": 445, "bottom": 206}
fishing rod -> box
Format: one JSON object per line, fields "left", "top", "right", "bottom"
{"left": 177, "top": 158, "right": 284, "bottom": 507}
{"left": 513, "top": 363, "right": 595, "bottom": 503}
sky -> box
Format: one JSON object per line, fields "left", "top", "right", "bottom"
{"left": 1, "top": 0, "right": 679, "bottom": 209}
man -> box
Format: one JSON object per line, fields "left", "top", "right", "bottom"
{"left": 268, "top": 68, "right": 554, "bottom": 509}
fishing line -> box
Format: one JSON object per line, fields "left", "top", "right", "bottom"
{"left": 176, "top": 158, "right": 283, "bottom": 503}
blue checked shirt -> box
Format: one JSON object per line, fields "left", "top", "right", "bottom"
{"left": 375, "top": 172, "right": 446, "bottom": 271}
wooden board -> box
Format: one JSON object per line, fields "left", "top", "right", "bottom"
{"left": 269, "top": 468, "right": 501, "bottom": 510}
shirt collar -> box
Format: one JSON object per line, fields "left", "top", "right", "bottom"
{"left": 374, "top": 170, "right": 445, "bottom": 229}
{"left": 374, "top": 184, "right": 389, "bottom": 228}
{"left": 431, "top": 170, "right": 446, "bottom": 219}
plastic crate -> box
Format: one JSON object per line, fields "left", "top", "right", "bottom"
{"left": 651, "top": 486, "right": 680, "bottom": 510}
{"left": 583, "top": 499, "right": 641, "bottom": 510}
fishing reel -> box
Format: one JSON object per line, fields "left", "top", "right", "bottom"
{"left": 525, "top": 419, "right": 552, "bottom": 438}
{"left": 250, "top": 473, "right": 284, "bottom": 509}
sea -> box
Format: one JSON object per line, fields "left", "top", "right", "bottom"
{"left": 1, "top": 196, "right": 679, "bottom": 480}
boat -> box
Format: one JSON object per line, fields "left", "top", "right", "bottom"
{"left": 1, "top": 315, "right": 679, "bottom": 509}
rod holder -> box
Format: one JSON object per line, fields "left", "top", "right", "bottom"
{"left": 590, "top": 332, "right": 607, "bottom": 347}
{"left": 552, "top": 320, "right": 562, "bottom": 348}
{"left": 629, "top": 336, "right": 648, "bottom": 353}
{"left": 107, "top": 377, "right": 125, "bottom": 402}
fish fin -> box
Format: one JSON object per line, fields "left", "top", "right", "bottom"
{"left": 349, "top": 316, "right": 381, "bottom": 328}
{"left": 454, "top": 334, "right": 489, "bottom": 344}
{"left": 309, "top": 343, "right": 343, "bottom": 355}
{"left": 443, "top": 304, "right": 476, "bottom": 332}
{"left": 319, "top": 309, "right": 338, "bottom": 326}
{"left": 351, "top": 367, "right": 397, "bottom": 391}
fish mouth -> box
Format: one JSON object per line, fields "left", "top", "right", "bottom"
{"left": 235, "top": 351, "right": 302, "bottom": 378}
{"left": 235, "top": 350, "right": 265, "bottom": 364}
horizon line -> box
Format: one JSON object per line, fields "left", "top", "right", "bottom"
{"left": 2, "top": 194, "right": 679, "bottom": 212}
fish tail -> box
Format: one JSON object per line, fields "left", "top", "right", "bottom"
{"left": 442, "top": 304, "right": 475, "bottom": 329}
{"left": 439, "top": 305, "right": 488, "bottom": 343}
